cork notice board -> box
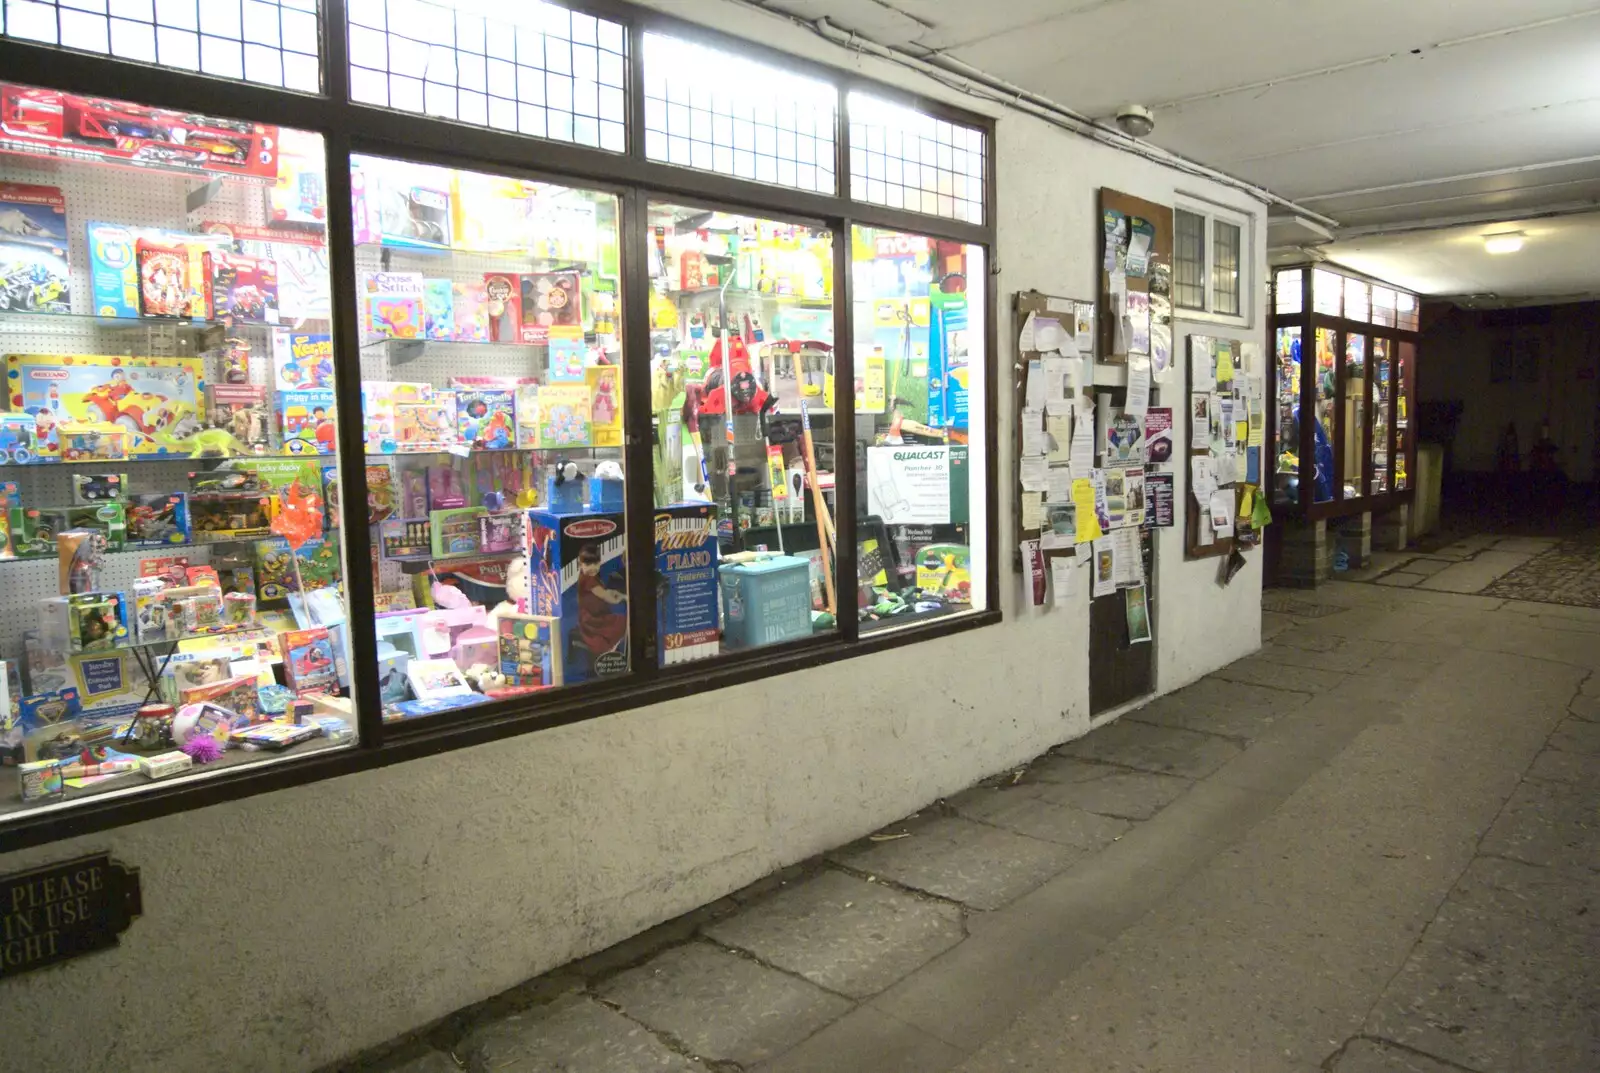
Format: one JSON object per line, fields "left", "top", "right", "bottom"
{"left": 1184, "top": 333, "right": 1267, "bottom": 561}
{"left": 1013, "top": 290, "right": 1096, "bottom": 558}
{"left": 1099, "top": 189, "right": 1174, "bottom": 365}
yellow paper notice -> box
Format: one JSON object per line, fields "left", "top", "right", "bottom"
{"left": 1072, "top": 478, "right": 1103, "bottom": 542}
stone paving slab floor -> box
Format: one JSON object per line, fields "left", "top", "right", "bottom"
{"left": 332, "top": 573, "right": 1599, "bottom": 1073}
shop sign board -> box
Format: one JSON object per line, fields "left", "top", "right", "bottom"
{"left": 0, "top": 854, "right": 141, "bottom": 979}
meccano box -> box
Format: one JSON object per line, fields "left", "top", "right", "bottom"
{"left": 526, "top": 509, "right": 626, "bottom": 683}
{"left": 719, "top": 555, "right": 811, "bottom": 650}
{"left": 654, "top": 504, "right": 720, "bottom": 665}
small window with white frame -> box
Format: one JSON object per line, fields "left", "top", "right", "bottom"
{"left": 1173, "top": 201, "right": 1251, "bottom": 322}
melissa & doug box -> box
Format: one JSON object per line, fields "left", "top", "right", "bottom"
{"left": 525, "top": 509, "right": 627, "bottom": 683}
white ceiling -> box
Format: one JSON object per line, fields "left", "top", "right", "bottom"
{"left": 754, "top": 0, "right": 1600, "bottom": 301}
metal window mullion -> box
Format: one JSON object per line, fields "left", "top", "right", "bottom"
{"left": 322, "top": 126, "right": 383, "bottom": 747}
{"left": 323, "top": 0, "right": 350, "bottom": 101}
{"left": 619, "top": 185, "right": 660, "bottom": 675}
{"left": 834, "top": 219, "right": 857, "bottom": 642}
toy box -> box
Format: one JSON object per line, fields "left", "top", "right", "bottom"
{"left": 17, "top": 687, "right": 82, "bottom": 763}
{"left": 450, "top": 279, "right": 489, "bottom": 342}
{"left": 132, "top": 577, "right": 171, "bottom": 641}
{"left": 423, "top": 278, "right": 453, "bottom": 340}
{"left": 479, "top": 510, "right": 522, "bottom": 554}
{"left": 519, "top": 271, "right": 582, "bottom": 344}
{"left": 208, "top": 383, "right": 270, "bottom": 449}
{"left": 85, "top": 222, "right": 221, "bottom": 319}
{"left": 483, "top": 272, "right": 521, "bottom": 343}
{"left": 497, "top": 613, "right": 561, "bottom": 687}
{"left": 587, "top": 365, "right": 622, "bottom": 447}
{"left": 526, "top": 509, "right": 627, "bottom": 682}
{"left": 395, "top": 395, "right": 459, "bottom": 452}
{"left": 72, "top": 473, "right": 126, "bottom": 503}
{"left": 254, "top": 535, "right": 340, "bottom": 600}
{"left": 457, "top": 388, "right": 515, "bottom": 448}
{"left": 268, "top": 127, "right": 327, "bottom": 227}
{"left": 281, "top": 626, "right": 338, "bottom": 695}
{"left": 515, "top": 383, "right": 591, "bottom": 449}
{"left": 351, "top": 159, "right": 452, "bottom": 249}
{"left": 40, "top": 591, "right": 130, "bottom": 653}
{"left": 655, "top": 504, "right": 720, "bottom": 665}
{"left": 405, "top": 657, "right": 473, "bottom": 700}
{"left": 126, "top": 492, "right": 191, "bottom": 546}
{"left": 9, "top": 506, "right": 54, "bottom": 557}
{"left": 719, "top": 555, "right": 811, "bottom": 650}
{"left": 0, "top": 182, "right": 70, "bottom": 315}
{"left": 59, "top": 423, "right": 129, "bottom": 462}
{"left": 136, "top": 238, "right": 212, "bottom": 318}
{"left": 361, "top": 381, "right": 433, "bottom": 453}
{"left": 547, "top": 325, "right": 586, "bottom": 381}
{"left": 430, "top": 506, "right": 485, "bottom": 558}
{"left": 5, "top": 353, "right": 206, "bottom": 457}
{"left": 212, "top": 252, "right": 279, "bottom": 323}
{"left": 278, "top": 387, "right": 337, "bottom": 455}
{"left": 0, "top": 413, "right": 41, "bottom": 464}
{"left": 24, "top": 645, "right": 143, "bottom": 735}
{"left": 366, "top": 462, "right": 396, "bottom": 523}
{"left": 379, "top": 518, "right": 431, "bottom": 560}
{"left": 450, "top": 170, "right": 535, "bottom": 252}
{"left": 359, "top": 271, "right": 424, "bottom": 340}
{"left": 273, "top": 332, "right": 334, "bottom": 390}
{"left": 189, "top": 490, "right": 275, "bottom": 541}
{"left": 138, "top": 555, "right": 191, "bottom": 586}
{"left": 39, "top": 502, "right": 127, "bottom": 550}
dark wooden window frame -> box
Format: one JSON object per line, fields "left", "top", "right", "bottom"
{"left": 0, "top": 0, "right": 1001, "bottom": 852}
{"left": 1267, "top": 262, "right": 1417, "bottom": 522}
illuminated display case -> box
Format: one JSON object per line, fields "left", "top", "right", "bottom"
{"left": 0, "top": 0, "right": 997, "bottom": 844}
{"left": 1267, "top": 262, "right": 1418, "bottom": 519}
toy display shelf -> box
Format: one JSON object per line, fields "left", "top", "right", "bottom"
{"left": 364, "top": 444, "right": 617, "bottom": 458}
{"left": 357, "top": 334, "right": 571, "bottom": 368}
{"left": 0, "top": 310, "right": 279, "bottom": 347}
{"left": 354, "top": 241, "right": 593, "bottom": 267}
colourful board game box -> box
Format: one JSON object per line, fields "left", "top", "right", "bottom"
{"left": 456, "top": 388, "right": 514, "bottom": 449}
{"left": 278, "top": 388, "right": 336, "bottom": 455}
{"left": 5, "top": 353, "right": 206, "bottom": 457}
{"left": 273, "top": 332, "right": 334, "bottom": 390}
{"left": 423, "top": 278, "right": 453, "bottom": 340}
{"left": 136, "top": 238, "right": 212, "bottom": 318}
{"left": 281, "top": 626, "right": 338, "bottom": 695}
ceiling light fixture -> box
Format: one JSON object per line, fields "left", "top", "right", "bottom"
{"left": 1483, "top": 231, "right": 1525, "bottom": 255}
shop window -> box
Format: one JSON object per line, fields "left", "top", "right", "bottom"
{"left": 847, "top": 93, "right": 984, "bottom": 225}
{"left": 1173, "top": 209, "right": 1204, "bottom": 310}
{"left": 1273, "top": 326, "right": 1301, "bottom": 505}
{"left": 1395, "top": 341, "right": 1412, "bottom": 490}
{"left": 1211, "top": 218, "right": 1240, "bottom": 316}
{"left": 1343, "top": 277, "right": 1369, "bottom": 323}
{"left": 347, "top": 0, "right": 627, "bottom": 153}
{"left": 1370, "top": 338, "right": 1390, "bottom": 493}
{"left": 2, "top": 0, "right": 322, "bottom": 92}
{"left": 1313, "top": 269, "right": 1342, "bottom": 317}
{"left": 1312, "top": 328, "right": 1336, "bottom": 503}
{"left": 353, "top": 153, "right": 627, "bottom": 707}
{"left": 1395, "top": 291, "right": 1418, "bottom": 332}
{"left": 0, "top": 82, "right": 356, "bottom": 819}
{"left": 1341, "top": 334, "right": 1365, "bottom": 498}
{"left": 1371, "top": 286, "right": 1395, "bottom": 327}
{"left": 851, "top": 226, "right": 985, "bottom": 630}
{"left": 647, "top": 202, "right": 836, "bottom": 660}
{"left": 1174, "top": 203, "right": 1248, "bottom": 319}
{"left": 642, "top": 32, "right": 837, "bottom": 195}
{"left": 1274, "top": 268, "right": 1302, "bottom": 316}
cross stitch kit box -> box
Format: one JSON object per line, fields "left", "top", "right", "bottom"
{"left": 526, "top": 509, "right": 627, "bottom": 681}
{"left": 719, "top": 555, "right": 811, "bottom": 650}
{"left": 5, "top": 353, "right": 206, "bottom": 457}
{"left": 655, "top": 504, "right": 720, "bottom": 665}
{"left": 359, "top": 271, "right": 424, "bottom": 340}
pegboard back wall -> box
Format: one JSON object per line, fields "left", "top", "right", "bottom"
{"left": 0, "top": 149, "right": 353, "bottom": 660}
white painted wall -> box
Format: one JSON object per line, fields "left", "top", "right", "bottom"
{"left": 0, "top": 4, "right": 1264, "bottom": 1068}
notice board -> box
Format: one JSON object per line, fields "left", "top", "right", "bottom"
{"left": 1098, "top": 189, "right": 1174, "bottom": 366}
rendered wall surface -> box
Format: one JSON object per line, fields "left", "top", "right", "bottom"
{"left": 0, "top": 4, "right": 1264, "bottom": 1068}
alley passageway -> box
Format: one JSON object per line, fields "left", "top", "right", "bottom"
{"left": 348, "top": 532, "right": 1599, "bottom": 1073}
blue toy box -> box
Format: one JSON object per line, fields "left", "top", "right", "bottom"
{"left": 526, "top": 508, "right": 627, "bottom": 682}
{"left": 655, "top": 504, "right": 719, "bottom": 665}
{"left": 719, "top": 555, "right": 811, "bottom": 650}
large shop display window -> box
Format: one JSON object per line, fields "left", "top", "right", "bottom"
{"left": 648, "top": 202, "right": 837, "bottom": 660}
{"left": 0, "top": 83, "right": 356, "bottom": 816}
{"left": 852, "top": 226, "right": 984, "bottom": 631}
{"left": 355, "top": 154, "right": 627, "bottom": 708}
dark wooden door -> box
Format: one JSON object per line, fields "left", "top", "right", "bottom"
{"left": 1090, "top": 528, "right": 1153, "bottom": 714}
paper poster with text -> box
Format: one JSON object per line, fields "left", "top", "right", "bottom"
{"left": 867, "top": 445, "right": 951, "bottom": 525}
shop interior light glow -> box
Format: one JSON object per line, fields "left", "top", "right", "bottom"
{"left": 1483, "top": 231, "right": 1525, "bottom": 255}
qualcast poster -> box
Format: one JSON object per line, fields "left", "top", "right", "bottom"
{"left": 867, "top": 445, "right": 952, "bottom": 525}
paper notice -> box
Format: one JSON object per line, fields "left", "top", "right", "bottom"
{"left": 1024, "top": 359, "right": 1044, "bottom": 409}
{"left": 1021, "top": 456, "right": 1049, "bottom": 492}
{"left": 1021, "top": 539, "right": 1046, "bottom": 606}
{"left": 1114, "top": 526, "right": 1142, "bottom": 586}
{"left": 1047, "top": 465, "right": 1074, "bottom": 503}
{"left": 1018, "top": 311, "right": 1038, "bottom": 353}
{"left": 1143, "top": 407, "right": 1174, "bottom": 465}
{"left": 1034, "top": 316, "right": 1068, "bottom": 353}
{"left": 1150, "top": 320, "right": 1173, "bottom": 382}
{"left": 1216, "top": 342, "right": 1235, "bottom": 383}
{"left": 1191, "top": 455, "right": 1218, "bottom": 506}
{"left": 1209, "top": 489, "right": 1236, "bottom": 538}
{"left": 1191, "top": 337, "right": 1217, "bottom": 391}
{"left": 1041, "top": 354, "right": 1074, "bottom": 413}
{"left": 1071, "top": 478, "right": 1102, "bottom": 542}
{"left": 1092, "top": 468, "right": 1112, "bottom": 533}
{"left": 1126, "top": 353, "right": 1151, "bottom": 418}
{"left": 1127, "top": 291, "right": 1151, "bottom": 355}
{"left": 1125, "top": 584, "right": 1152, "bottom": 643}
{"left": 1045, "top": 411, "right": 1073, "bottom": 463}
{"left": 1248, "top": 398, "right": 1265, "bottom": 446}
{"left": 1050, "top": 556, "right": 1075, "bottom": 606}
{"left": 1075, "top": 303, "right": 1096, "bottom": 357}
{"left": 1021, "top": 407, "right": 1047, "bottom": 458}
{"left": 1092, "top": 537, "right": 1117, "bottom": 598}
{"left": 1020, "top": 491, "right": 1045, "bottom": 531}
{"left": 1189, "top": 393, "right": 1211, "bottom": 450}
{"left": 1145, "top": 472, "right": 1174, "bottom": 526}
{"left": 1126, "top": 229, "right": 1152, "bottom": 277}
{"left": 1070, "top": 397, "right": 1096, "bottom": 479}
{"left": 1110, "top": 270, "right": 1130, "bottom": 354}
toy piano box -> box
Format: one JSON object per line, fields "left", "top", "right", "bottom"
{"left": 5, "top": 354, "right": 206, "bottom": 458}
{"left": 655, "top": 504, "right": 720, "bottom": 665}
{"left": 525, "top": 509, "right": 627, "bottom": 682}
